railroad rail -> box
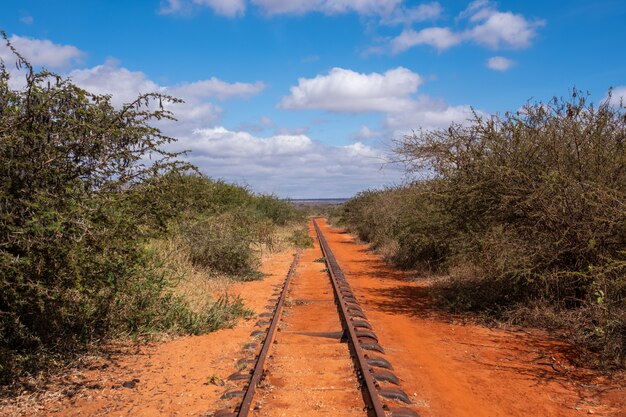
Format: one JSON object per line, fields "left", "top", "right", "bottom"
{"left": 214, "top": 219, "right": 418, "bottom": 417}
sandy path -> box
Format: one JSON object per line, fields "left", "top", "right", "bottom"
{"left": 317, "top": 219, "right": 626, "bottom": 417}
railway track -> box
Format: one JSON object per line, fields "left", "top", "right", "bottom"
{"left": 214, "top": 219, "right": 418, "bottom": 417}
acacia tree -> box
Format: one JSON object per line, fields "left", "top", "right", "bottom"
{"left": 0, "top": 32, "right": 187, "bottom": 377}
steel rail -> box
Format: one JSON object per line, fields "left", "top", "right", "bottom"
{"left": 312, "top": 218, "right": 387, "bottom": 417}
{"left": 238, "top": 252, "right": 299, "bottom": 416}
{"left": 216, "top": 251, "right": 300, "bottom": 417}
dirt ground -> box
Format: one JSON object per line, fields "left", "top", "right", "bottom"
{"left": 317, "top": 219, "right": 626, "bottom": 417}
{"left": 2, "top": 219, "right": 625, "bottom": 417}
{"left": 249, "top": 222, "right": 364, "bottom": 417}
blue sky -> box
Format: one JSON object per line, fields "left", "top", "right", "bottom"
{"left": 2, "top": 0, "right": 625, "bottom": 198}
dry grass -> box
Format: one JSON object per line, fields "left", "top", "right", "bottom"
{"left": 256, "top": 222, "right": 313, "bottom": 259}
{"left": 149, "top": 238, "right": 233, "bottom": 313}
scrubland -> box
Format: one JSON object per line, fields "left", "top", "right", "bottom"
{"left": 0, "top": 35, "right": 310, "bottom": 386}
{"left": 339, "top": 91, "right": 626, "bottom": 368}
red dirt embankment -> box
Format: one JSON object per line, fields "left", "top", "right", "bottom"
{"left": 4, "top": 219, "right": 625, "bottom": 416}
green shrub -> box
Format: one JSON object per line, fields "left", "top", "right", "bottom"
{"left": 0, "top": 36, "right": 268, "bottom": 383}
{"left": 288, "top": 226, "right": 314, "bottom": 248}
{"left": 252, "top": 195, "right": 302, "bottom": 226}
{"left": 178, "top": 212, "right": 261, "bottom": 279}
{"left": 341, "top": 90, "right": 626, "bottom": 367}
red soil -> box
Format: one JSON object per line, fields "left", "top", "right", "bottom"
{"left": 317, "top": 219, "right": 626, "bottom": 417}
{"left": 249, "top": 222, "right": 365, "bottom": 416}
{"left": 13, "top": 252, "right": 296, "bottom": 417}
{"left": 6, "top": 219, "right": 625, "bottom": 417}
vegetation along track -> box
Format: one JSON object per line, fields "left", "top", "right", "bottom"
{"left": 214, "top": 219, "right": 417, "bottom": 417}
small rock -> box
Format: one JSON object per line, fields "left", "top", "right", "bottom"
{"left": 122, "top": 380, "right": 137, "bottom": 389}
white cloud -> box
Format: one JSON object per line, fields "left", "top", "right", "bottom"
{"left": 458, "top": 0, "right": 493, "bottom": 21}
{"left": 159, "top": 0, "right": 245, "bottom": 16}
{"left": 487, "top": 56, "right": 514, "bottom": 71}
{"left": 186, "top": 127, "right": 313, "bottom": 157}
{"left": 69, "top": 61, "right": 222, "bottom": 133}
{"left": 170, "top": 127, "right": 402, "bottom": 197}
{"left": 67, "top": 59, "right": 264, "bottom": 134}
{"left": 68, "top": 60, "right": 162, "bottom": 105}
{"left": 384, "top": 96, "right": 478, "bottom": 133}
{"left": 279, "top": 67, "right": 422, "bottom": 113}
{"left": 159, "top": 0, "right": 184, "bottom": 14}
{"left": 192, "top": 0, "right": 245, "bottom": 17}
{"left": 391, "top": 27, "right": 461, "bottom": 53}
{"left": 280, "top": 66, "right": 481, "bottom": 138}
{"left": 170, "top": 78, "right": 266, "bottom": 100}
{"left": 237, "top": 116, "right": 275, "bottom": 133}
{"left": 382, "top": 2, "right": 442, "bottom": 26}
{"left": 468, "top": 11, "right": 544, "bottom": 49}
{"left": 251, "top": 0, "right": 402, "bottom": 16}
{"left": 607, "top": 86, "right": 626, "bottom": 107}
{"left": 0, "top": 35, "right": 84, "bottom": 68}
{"left": 352, "top": 125, "right": 384, "bottom": 141}
{"left": 388, "top": 1, "right": 544, "bottom": 53}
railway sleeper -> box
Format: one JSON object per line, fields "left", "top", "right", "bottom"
{"left": 349, "top": 311, "right": 367, "bottom": 319}
{"left": 213, "top": 409, "right": 237, "bottom": 417}
{"left": 388, "top": 406, "right": 420, "bottom": 417}
{"left": 242, "top": 342, "right": 258, "bottom": 352}
{"left": 355, "top": 329, "right": 378, "bottom": 341}
{"left": 371, "top": 369, "right": 400, "bottom": 385}
{"left": 228, "top": 371, "right": 252, "bottom": 381}
{"left": 351, "top": 319, "right": 372, "bottom": 329}
{"left": 220, "top": 390, "right": 245, "bottom": 400}
{"left": 359, "top": 336, "right": 385, "bottom": 353}
{"left": 366, "top": 355, "right": 393, "bottom": 369}
{"left": 378, "top": 387, "right": 412, "bottom": 404}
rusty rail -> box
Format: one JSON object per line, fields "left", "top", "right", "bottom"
{"left": 215, "top": 251, "right": 300, "bottom": 417}
{"left": 313, "top": 218, "right": 417, "bottom": 417}
{"left": 215, "top": 219, "right": 417, "bottom": 417}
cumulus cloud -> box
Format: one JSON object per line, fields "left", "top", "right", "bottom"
{"left": 0, "top": 35, "right": 84, "bottom": 68}
{"left": 169, "top": 127, "right": 402, "bottom": 197}
{"left": 391, "top": 27, "right": 461, "bottom": 53}
{"left": 487, "top": 56, "right": 514, "bottom": 71}
{"left": 65, "top": 59, "right": 399, "bottom": 197}
{"left": 279, "top": 67, "right": 422, "bottom": 113}
{"left": 170, "top": 78, "right": 266, "bottom": 100}
{"left": 68, "top": 60, "right": 161, "bottom": 104}
{"left": 280, "top": 66, "right": 480, "bottom": 137}
{"left": 388, "top": 0, "right": 544, "bottom": 53}
{"left": 468, "top": 11, "right": 544, "bottom": 49}
{"left": 68, "top": 59, "right": 264, "bottom": 134}
{"left": 384, "top": 97, "right": 477, "bottom": 133}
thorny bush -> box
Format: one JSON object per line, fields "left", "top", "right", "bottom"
{"left": 340, "top": 90, "right": 626, "bottom": 368}
{"left": 0, "top": 33, "right": 301, "bottom": 384}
